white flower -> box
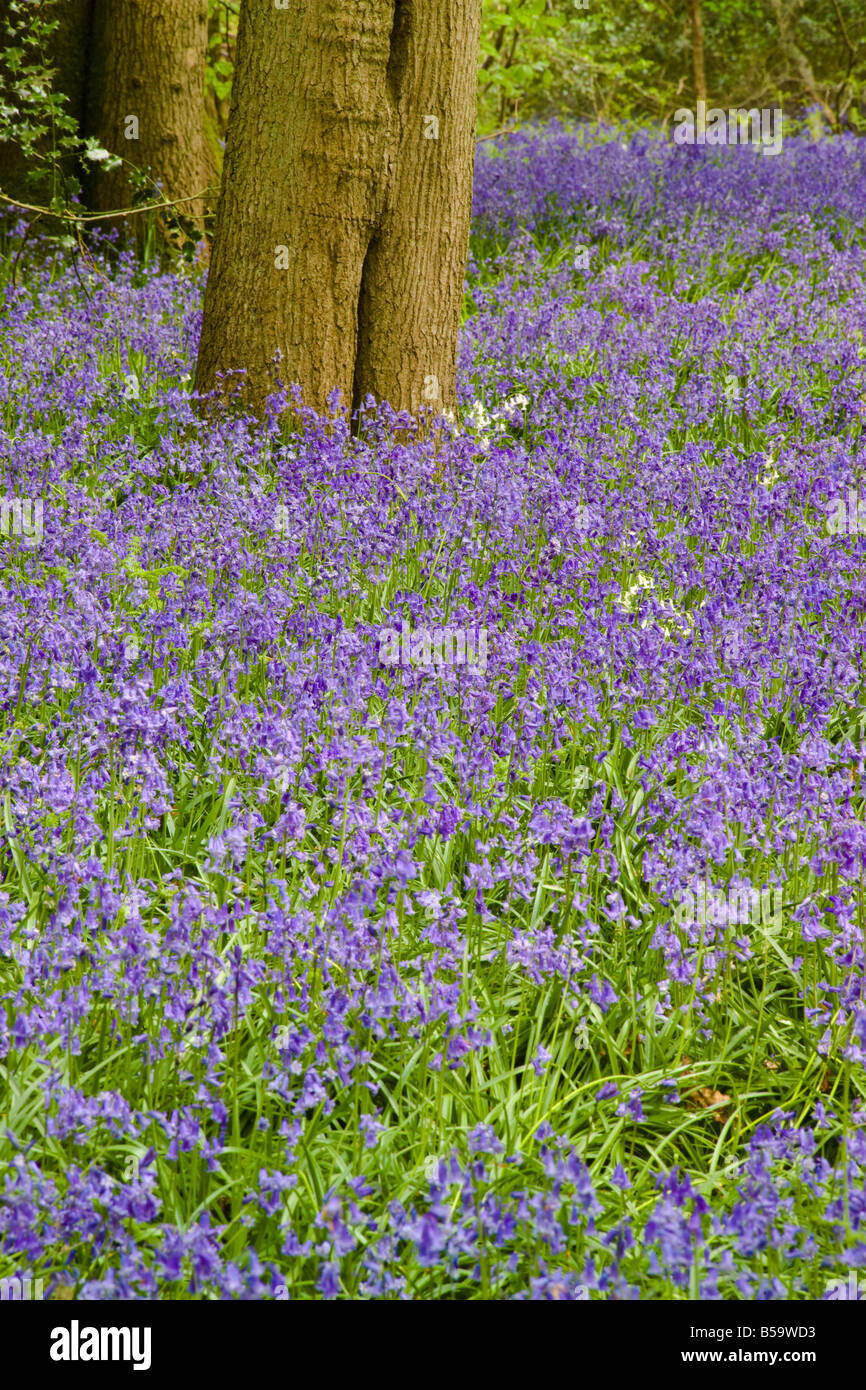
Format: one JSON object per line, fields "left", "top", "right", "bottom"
{"left": 122, "top": 374, "right": 140, "bottom": 401}
{"left": 621, "top": 571, "right": 656, "bottom": 611}
{"left": 465, "top": 401, "right": 492, "bottom": 432}
{"left": 504, "top": 392, "right": 530, "bottom": 417}
{"left": 757, "top": 453, "right": 781, "bottom": 488}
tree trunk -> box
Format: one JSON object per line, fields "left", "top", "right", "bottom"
{"left": 0, "top": 0, "right": 93, "bottom": 206}
{"left": 689, "top": 0, "right": 707, "bottom": 106}
{"left": 203, "top": 1, "right": 232, "bottom": 178}
{"left": 770, "top": 0, "right": 837, "bottom": 127}
{"left": 195, "top": 1, "right": 482, "bottom": 423}
{"left": 86, "top": 0, "right": 211, "bottom": 235}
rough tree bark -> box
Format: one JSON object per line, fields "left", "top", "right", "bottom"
{"left": 86, "top": 0, "right": 212, "bottom": 228}
{"left": 195, "top": 1, "right": 482, "bottom": 422}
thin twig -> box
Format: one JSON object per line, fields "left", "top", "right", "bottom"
{"left": 0, "top": 186, "right": 216, "bottom": 223}
{"left": 476, "top": 125, "right": 521, "bottom": 143}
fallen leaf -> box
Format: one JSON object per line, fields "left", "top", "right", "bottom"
{"left": 686, "top": 1086, "right": 732, "bottom": 1123}
{"left": 678, "top": 1056, "right": 732, "bottom": 1123}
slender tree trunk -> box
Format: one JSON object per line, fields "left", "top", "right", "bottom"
{"left": 689, "top": 0, "right": 707, "bottom": 106}
{"left": 86, "top": 0, "right": 211, "bottom": 233}
{"left": 770, "top": 0, "right": 837, "bottom": 127}
{"left": 203, "top": 2, "right": 232, "bottom": 170}
{"left": 195, "top": 1, "right": 482, "bottom": 422}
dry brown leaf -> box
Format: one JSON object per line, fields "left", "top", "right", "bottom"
{"left": 678, "top": 1056, "right": 732, "bottom": 1123}
{"left": 686, "top": 1086, "right": 732, "bottom": 1123}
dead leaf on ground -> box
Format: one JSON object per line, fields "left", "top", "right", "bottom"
{"left": 678, "top": 1055, "right": 733, "bottom": 1124}
{"left": 686, "top": 1086, "right": 733, "bottom": 1123}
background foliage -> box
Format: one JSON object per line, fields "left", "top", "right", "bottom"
{"left": 188, "top": 0, "right": 866, "bottom": 142}
{"left": 478, "top": 0, "right": 866, "bottom": 132}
